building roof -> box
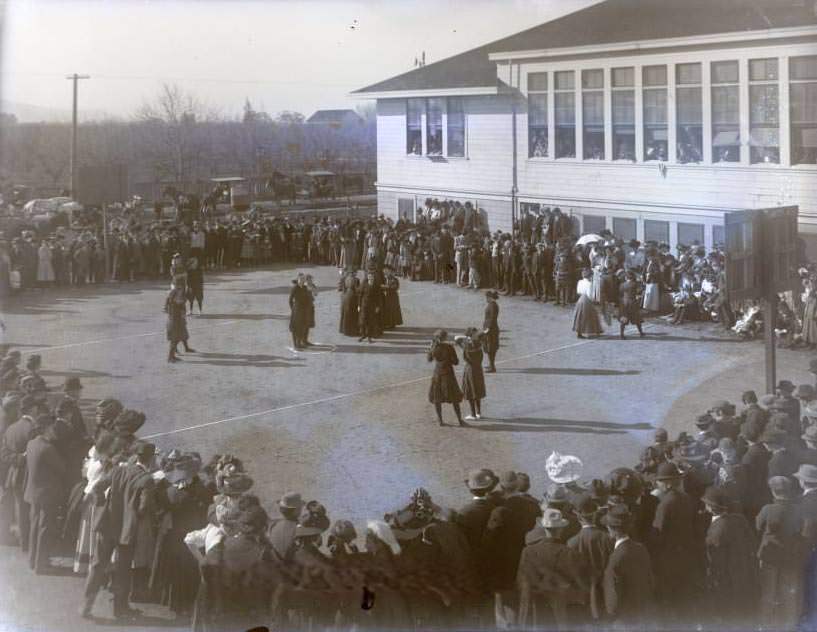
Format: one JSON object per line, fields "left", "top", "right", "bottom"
{"left": 306, "top": 109, "right": 364, "bottom": 124}
{"left": 353, "top": 0, "right": 817, "bottom": 95}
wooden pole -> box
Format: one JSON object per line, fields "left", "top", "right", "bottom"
{"left": 764, "top": 294, "right": 777, "bottom": 395}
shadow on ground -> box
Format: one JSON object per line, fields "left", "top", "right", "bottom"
{"left": 469, "top": 417, "right": 653, "bottom": 434}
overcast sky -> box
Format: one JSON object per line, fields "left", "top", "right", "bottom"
{"left": 1, "top": 0, "right": 600, "bottom": 121}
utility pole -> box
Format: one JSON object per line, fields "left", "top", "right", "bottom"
{"left": 66, "top": 73, "right": 90, "bottom": 197}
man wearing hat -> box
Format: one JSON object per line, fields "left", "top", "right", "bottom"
{"left": 268, "top": 491, "right": 304, "bottom": 561}
{"left": 694, "top": 414, "right": 719, "bottom": 452}
{"left": 709, "top": 401, "right": 739, "bottom": 441}
{"left": 700, "top": 487, "right": 758, "bottom": 624}
{"left": 567, "top": 494, "right": 612, "bottom": 621}
{"left": 738, "top": 390, "right": 768, "bottom": 431}
{"left": 756, "top": 476, "right": 808, "bottom": 629}
{"left": 775, "top": 380, "right": 801, "bottom": 430}
{"left": 455, "top": 468, "right": 499, "bottom": 555}
{"left": 796, "top": 464, "right": 817, "bottom": 541}
{"left": 762, "top": 426, "right": 799, "bottom": 478}
{"left": 82, "top": 441, "right": 157, "bottom": 619}
{"left": 740, "top": 419, "right": 772, "bottom": 519}
{"left": 482, "top": 291, "right": 500, "bottom": 372}
{"left": 799, "top": 425, "right": 817, "bottom": 466}
{"left": 516, "top": 506, "right": 588, "bottom": 629}
{"left": 24, "top": 415, "right": 68, "bottom": 573}
{"left": 57, "top": 377, "right": 85, "bottom": 438}
{"left": 602, "top": 504, "right": 654, "bottom": 627}
{"left": 651, "top": 462, "right": 698, "bottom": 619}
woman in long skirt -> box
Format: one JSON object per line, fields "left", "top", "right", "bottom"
{"left": 338, "top": 270, "right": 360, "bottom": 337}
{"left": 572, "top": 268, "right": 604, "bottom": 339}
{"left": 186, "top": 257, "right": 204, "bottom": 315}
{"left": 455, "top": 328, "right": 486, "bottom": 420}
{"left": 37, "top": 241, "right": 55, "bottom": 286}
{"left": 166, "top": 278, "right": 195, "bottom": 362}
{"left": 428, "top": 330, "right": 464, "bottom": 426}
{"left": 642, "top": 254, "right": 663, "bottom": 312}
{"left": 381, "top": 267, "right": 403, "bottom": 330}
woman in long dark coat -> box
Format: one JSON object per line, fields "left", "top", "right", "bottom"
{"left": 381, "top": 267, "right": 403, "bottom": 330}
{"left": 150, "top": 454, "right": 211, "bottom": 619}
{"left": 428, "top": 330, "right": 464, "bottom": 426}
{"left": 338, "top": 270, "right": 359, "bottom": 337}
{"left": 358, "top": 272, "right": 382, "bottom": 343}
{"left": 455, "top": 329, "right": 486, "bottom": 420}
{"left": 186, "top": 257, "right": 204, "bottom": 315}
{"left": 288, "top": 274, "right": 312, "bottom": 349}
{"left": 482, "top": 290, "right": 500, "bottom": 372}
{"left": 166, "top": 278, "right": 195, "bottom": 362}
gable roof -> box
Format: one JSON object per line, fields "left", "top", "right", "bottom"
{"left": 353, "top": 0, "right": 817, "bottom": 95}
{"left": 306, "top": 109, "right": 364, "bottom": 124}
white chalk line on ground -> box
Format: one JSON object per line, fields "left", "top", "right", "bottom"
{"left": 141, "top": 336, "right": 600, "bottom": 439}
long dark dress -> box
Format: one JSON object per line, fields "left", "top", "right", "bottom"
{"left": 338, "top": 276, "right": 359, "bottom": 337}
{"left": 165, "top": 289, "right": 189, "bottom": 343}
{"left": 428, "top": 342, "right": 463, "bottom": 404}
{"left": 187, "top": 267, "right": 204, "bottom": 304}
{"left": 482, "top": 301, "right": 500, "bottom": 355}
{"left": 381, "top": 277, "right": 404, "bottom": 330}
{"left": 150, "top": 479, "right": 210, "bottom": 615}
{"left": 358, "top": 281, "right": 383, "bottom": 338}
{"left": 288, "top": 284, "right": 311, "bottom": 342}
{"left": 461, "top": 343, "right": 486, "bottom": 401}
{"left": 618, "top": 280, "right": 643, "bottom": 325}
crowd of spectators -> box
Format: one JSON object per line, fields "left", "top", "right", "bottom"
{"left": 1, "top": 348, "right": 817, "bottom": 630}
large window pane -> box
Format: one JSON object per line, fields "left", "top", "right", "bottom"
{"left": 791, "top": 56, "right": 817, "bottom": 165}
{"left": 678, "top": 222, "right": 705, "bottom": 246}
{"left": 612, "top": 90, "right": 635, "bottom": 160}
{"left": 555, "top": 71, "right": 575, "bottom": 91}
{"left": 555, "top": 92, "right": 576, "bottom": 158}
{"left": 582, "top": 91, "right": 605, "bottom": 159}
{"left": 528, "top": 94, "right": 548, "bottom": 157}
{"left": 447, "top": 97, "right": 465, "bottom": 157}
{"left": 644, "top": 88, "right": 668, "bottom": 160}
{"left": 676, "top": 63, "right": 702, "bottom": 85}
{"left": 612, "top": 67, "right": 634, "bottom": 87}
{"left": 712, "top": 60, "right": 739, "bottom": 84}
{"left": 713, "top": 225, "right": 725, "bottom": 247}
{"left": 528, "top": 72, "right": 548, "bottom": 91}
{"left": 643, "top": 65, "right": 667, "bottom": 87}
{"left": 426, "top": 98, "right": 443, "bottom": 156}
{"left": 582, "top": 69, "right": 604, "bottom": 89}
{"left": 712, "top": 85, "right": 740, "bottom": 162}
{"left": 644, "top": 219, "right": 669, "bottom": 244}
{"left": 750, "top": 84, "right": 779, "bottom": 163}
{"left": 750, "top": 58, "right": 778, "bottom": 81}
{"left": 406, "top": 98, "right": 423, "bottom": 155}
{"left": 582, "top": 215, "right": 606, "bottom": 235}
{"left": 677, "top": 87, "right": 703, "bottom": 163}
{"left": 613, "top": 217, "right": 637, "bottom": 241}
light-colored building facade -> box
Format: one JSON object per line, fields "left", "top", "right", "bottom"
{"left": 354, "top": 0, "right": 817, "bottom": 250}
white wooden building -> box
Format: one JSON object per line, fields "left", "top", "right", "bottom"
{"left": 353, "top": 0, "right": 817, "bottom": 251}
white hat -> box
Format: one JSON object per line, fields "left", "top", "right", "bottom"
{"left": 546, "top": 451, "right": 583, "bottom": 484}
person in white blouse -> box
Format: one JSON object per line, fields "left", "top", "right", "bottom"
{"left": 572, "top": 269, "right": 604, "bottom": 339}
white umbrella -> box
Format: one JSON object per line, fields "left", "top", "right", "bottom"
{"left": 576, "top": 233, "right": 603, "bottom": 246}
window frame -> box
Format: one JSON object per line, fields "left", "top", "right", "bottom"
{"left": 554, "top": 71, "right": 577, "bottom": 159}
{"left": 643, "top": 65, "right": 668, "bottom": 162}
{"left": 581, "top": 69, "right": 605, "bottom": 160}
{"left": 406, "top": 98, "right": 424, "bottom": 156}
{"left": 749, "top": 57, "right": 780, "bottom": 164}
{"left": 527, "top": 72, "right": 549, "bottom": 159}
{"left": 789, "top": 55, "right": 817, "bottom": 166}
{"left": 446, "top": 96, "right": 466, "bottom": 158}
{"left": 612, "top": 66, "right": 635, "bottom": 161}
{"left": 675, "top": 62, "right": 704, "bottom": 164}
{"left": 711, "top": 60, "right": 741, "bottom": 163}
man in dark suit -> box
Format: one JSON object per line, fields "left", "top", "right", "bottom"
{"left": 268, "top": 491, "right": 303, "bottom": 561}
{"left": 439, "top": 226, "right": 454, "bottom": 284}
{"left": 454, "top": 468, "right": 498, "bottom": 555}
{"left": 517, "top": 507, "right": 588, "bottom": 629}
{"left": 82, "top": 440, "right": 156, "bottom": 620}
{"left": 775, "top": 380, "right": 801, "bottom": 431}
{"left": 763, "top": 426, "right": 800, "bottom": 478}
{"left": 568, "top": 494, "right": 613, "bottom": 621}
{"left": 651, "top": 462, "right": 698, "bottom": 620}
{"left": 700, "top": 486, "right": 758, "bottom": 626}
{"left": 24, "top": 416, "right": 68, "bottom": 573}
{"left": 740, "top": 418, "right": 771, "bottom": 520}
{"left": 603, "top": 504, "right": 654, "bottom": 628}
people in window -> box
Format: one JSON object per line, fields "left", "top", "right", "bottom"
{"left": 531, "top": 130, "right": 548, "bottom": 158}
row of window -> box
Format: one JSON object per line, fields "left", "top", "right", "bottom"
{"left": 406, "top": 97, "right": 464, "bottom": 157}
{"left": 520, "top": 203, "right": 725, "bottom": 246}
{"left": 527, "top": 55, "right": 817, "bottom": 165}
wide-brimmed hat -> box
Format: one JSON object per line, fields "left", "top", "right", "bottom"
{"left": 769, "top": 475, "right": 798, "bottom": 499}
{"left": 541, "top": 507, "right": 569, "bottom": 529}
{"left": 702, "top": 487, "right": 731, "bottom": 511}
{"left": 777, "top": 380, "right": 796, "bottom": 393}
{"left": 498, "top": 470, "right": 518, "bottom": 491}
{"left": 603, "top": 504, "right": 631, "bottom": 528}
{"left": 709, "top": 400, "right": 731, "bottom": 413}
{"left": 574, "top": 494, "right": 598, "bottom": 518}
{"left": 758, "top": 394, "right": 778, "bottom": 409}
{"left": 793, "top": 464, "right": 817, "bottom": 484}
{"left": 655, "top": 462, "right": 683, "bottom": 481}
{"left": 295, "top": 501, "right": 330, "bottom": 537}
{"left": 546, "top": 451, "right": 583, "bottom": 484}
{"left": 165, "top": 452, "right": 202, "bottom": 484}
{"left": 695, "top": 414, "right": 714, "bottom": 428}
{"left": 112, "top": 409, "right": 146, "bottom": 436}
{"left": 465, "top": 468, "right": 498, "bottom": 491}
{"left": 96, "top": 398, "right": 124, "bottom": 425}
{"left": 485, "top": 290, "right": 499, "bottom": 300}
{"left": 273, "top": 492, "right": 301, "bottom": 513}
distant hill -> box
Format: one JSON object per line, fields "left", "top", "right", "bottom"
{"left": 0, "top": 100, "right": 116, "bottom": 123}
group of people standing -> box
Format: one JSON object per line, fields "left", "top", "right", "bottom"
{"left": 2, "top": 346, "right": 817, "bottom": 630}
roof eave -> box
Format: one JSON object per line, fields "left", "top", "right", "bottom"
{"left": 350, "top": 85, "right": 501, "bottom": 100}
{"left": 488, "top": 24, "right": 817, "bottom": 62}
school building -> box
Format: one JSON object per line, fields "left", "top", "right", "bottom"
{"left": 353, "top": 0, "right": 817, "bottom": 250}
